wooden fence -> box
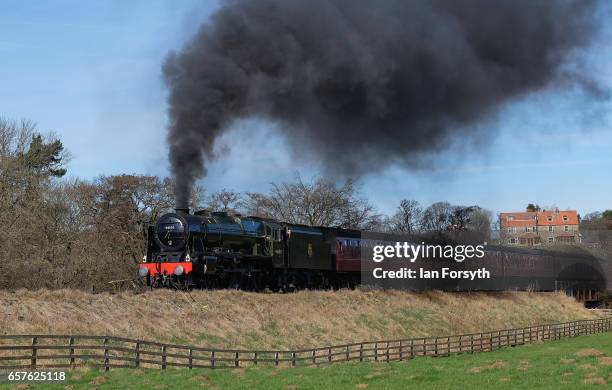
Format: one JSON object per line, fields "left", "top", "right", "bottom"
{"left": 1, "top": 317, "right": 611, "bottom": 371}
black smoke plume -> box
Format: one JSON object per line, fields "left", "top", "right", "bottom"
{"left": 164, "top": 0, "right": 601, "bottom": 207}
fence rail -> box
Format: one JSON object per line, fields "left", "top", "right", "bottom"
{"left": 1, "top": 317, "right": 610, "bottom": 371}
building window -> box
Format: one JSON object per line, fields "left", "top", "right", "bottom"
{"left": 548, "top": 237, "right": 554, "bottom": 243}
{"left": 563, "top": 216, "right": 568, "bottom": 222}
{"left": 547, "top": 216, "right": 553, "bottom": 222}
{"left": 548, "top": 226, "right": 553, "bottom": 232}
{"left": 533, "top": 226, "right": 538, "bottom": 232}
{"left": 507, "top": 216, "right": 515, "bottom": 221}
{"left": 508, "top": 238, "right": 517, "bottom": 244}
{"left": 564, "top": 225, "right": 569, "bottom": 232}
{"left": 525, "top": 227, "right": 530, "bottom": 232}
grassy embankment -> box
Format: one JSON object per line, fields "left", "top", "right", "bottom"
{"left": 0, "top": 289, "right": 601, "bottom": 350}
{"left": 2, "top": 331, "right": 612, "bottom": 389}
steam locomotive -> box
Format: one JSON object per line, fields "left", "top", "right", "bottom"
{"left": 138, "top": 208, "right": 609, "bottom": 295}
{"left": 138, "top": 208, "right": 361, "bottom": 290}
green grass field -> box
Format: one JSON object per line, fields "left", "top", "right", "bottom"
{"left": 3, "top": 332, "right": 611, "bottom": 389}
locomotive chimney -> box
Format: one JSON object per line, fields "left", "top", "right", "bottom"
{"left": 175, "top": 207, "right": 190, "bottom": 215}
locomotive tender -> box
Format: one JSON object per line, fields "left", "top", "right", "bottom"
{"left": 138, "top": 208, "right": 609, "bottom": 295}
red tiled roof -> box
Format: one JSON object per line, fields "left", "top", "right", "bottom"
{"left": 500, "top": 212, "right": 536, "bottom": 228}
{"left": 500, "top": 210, "right": 579, "bottom": 227}
{"left": 537, "top": 210, "right": 579, "bottom": 226}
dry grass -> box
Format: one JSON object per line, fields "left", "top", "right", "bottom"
{"left": 575, "top": 349, "right": 605, "bottom": 357}
{"left": 598, "top": 357, "right": 612, "bottom": 366}
{"left": 584, "top": 377, "right": 607, "bottom": 385}
{"left": 468, "top": 360, "right": 508, "bottom": 373}
{"left": 0, "top": 289, "right": 599, "bottom": 350}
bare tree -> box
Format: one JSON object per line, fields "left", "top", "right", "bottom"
{"left": 241, "top": 192, "right": 273, "bottom": 217}
{"left": 389, "top": 199, "right": 422, "bottom": 233}
{"left": 466, "top": 208, "right": 492, "bottom": 240}
{"left": 421, "top": 201, "right": 453, "bottom": 232}
{"left": 207, "top": 189, "right": 241, "bottom": 212}
{"left": 449, "top": 206, "right": 481, "bottom": 231}
{"left": 242, "top": 176, "right": 378, "bottom": 229}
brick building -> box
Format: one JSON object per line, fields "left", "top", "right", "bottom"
{"left": 499, "top": 209, "right": 580, "bottom": 246}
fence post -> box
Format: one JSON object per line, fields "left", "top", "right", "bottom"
{"left": 275, "top": 352, "right": 279, "bottom": 366}
{"left": 292, "top": 351, "right": 296, "bottom": 367}
{"left": 135, "top": 342, "right": 140, "bottom": 368}
{"left": 374, "top": 342, "right": 378, "bottom": 361}
{"left": 399, "top": 341, "right": 403, "bottom": 361}
{"left": 235, "top": 352, "right": 239, "bottom": 368}
{"left": 548, "top": 325, "right": 551, "bottom": 340}
{"left": 409, "top": 339, "right": 414, "bottom": 359}
{"left": 434, "top": 338, "right": 438, "bottom": 356}
{"left": 254, "top": 351, "right": 258, "bottom": 366}
{"left": 328, "top": 347, "right": 332, "bottom": 362}
{"left": 211, "top": 351, "right": 216, "bottom": 368}
{"left": 104, "top": 338, "right": 110, "bottom": 371}
{"left": 161, "top": 345, "right": 167, "bottom": 370}
{"left": 385, "top": 343, "right": 390, "bottom": 362}
{"left": 31, "top": 337, "right": 37, "bottom": 370}
{"left": 586, "top": 320, "right": 589, "bottom": 334}
{"left": 188, "top": 348, "right": 193, "bottom": 369}
{"left": 359, "top": 344, "right": 363, "bottom": 362}
{"left": 69, "top": 337, "right": 75, "bottom": 366}
{"left": 345, "top": 346, "right": 350, "bottom": 362}
{"left": 312, "top": 350, "right": 317, "bottom": 364}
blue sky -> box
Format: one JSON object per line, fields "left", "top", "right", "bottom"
{"left": 1, "top": 0, "right": 611, "bottom": 217}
